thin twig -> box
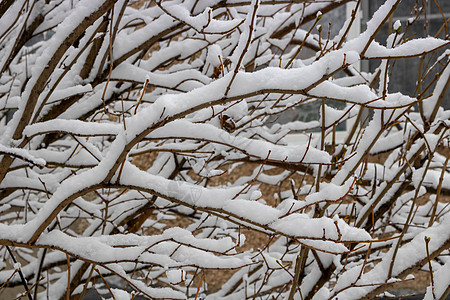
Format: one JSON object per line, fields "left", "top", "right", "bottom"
{"left": 6, "top": 246, "right": 33, "bottom": 300}
{"left": 194, "top": 272, "right": 205, "bottom": 300}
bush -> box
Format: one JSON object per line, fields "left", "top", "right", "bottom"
{"left": 0, "top": 0, "right": 448, "bottom": 299}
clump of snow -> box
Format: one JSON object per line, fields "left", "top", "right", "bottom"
{"left": 393, "top": 20, "right": 401, "bottom": 31}
{"left": 166, "top": 269, "right": 185, "bottom": 284}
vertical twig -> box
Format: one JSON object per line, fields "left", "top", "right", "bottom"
{"left": 315, "top": 99, "right": 326, "bottom": 193}
{"left": 66, "top": 254, "right": 71, "bottom": 300}
{"left": 101, "top": 6, "right": 115, "bottom": 113}
{"left": 194, "top": 272, "right": 205, "bottom": 300}
{"left": 288, "top": 247, "right": 308, "bottom": 300}
{"left": 134, "top": 78, "right": 149, "bottom": 114}
{"left": 33, "top": 248, "right": 47, "bottom": 300}
{"left": 224, "top": 0, "right": 259, "bottom": 96}
{"left": 79, "top": 265, "right": 95, "bottom": 300}
{"left": 424, "top": 236, "right": 436, "bottom": 299}
{"left": 6, "top": 246, "right": 33, "bottom": 300}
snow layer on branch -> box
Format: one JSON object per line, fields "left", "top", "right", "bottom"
{"left": 270, "top": 214, "right": 370, "bottom": 242}
{"left": 229, "top": 0, "right": 259, "bottom": 67}
{"left": 0, "top": 174, "right": 45, "bottom": 193}
{"left": 332, "top": 213, "right": 450, "bottom": 299}
{"left": 227, "top": 50, "right": 359, "bottom": 97}
{"left": 46, "top": 84, "right": 92, "bottom": 103}
{"left": 16, "top": 135, "right": 131, "bottom": 242}
{"left": 94, "top": 227, "right": 237, "bottom": 254}
{"left": 117, "top": 163, "right": 371, "bottom": 252}
{"left": 274, "top": 120, "right": 320, "bottom": 132}
{"left": 111, "top": 62, "right": 211, "bottom": 88}
{"left": 113, "top": 14, "right": 177, "bottom": 61}
{"left": 323, "top": 105, "right": 358, "bottom": 128}
{"left": 110, "top": 289, "right": 131, "bottom": 300}
{"left": 423, "top": 169, "right": 450, "bottom": 191}
{"left": 2, "top": 0, "right": 110, "bottom": 143}
{"left": 148, "top": 120, "right": 330, "bottom": 164}
{"left": 28, "top": 146, "right": 101, "bottom": 167}
{"left": 0, "top": 144, "right": 46, "bottom": 167}
{"left": 0, "top": 0, "right": 27, "bottom": 38}
{"left": 310, "top": 83, "right": 415, "bottom": 108}
{"left": 343, "top": 0, "right": 399, "bottom": 54}
{"left": 364, "top": 38, "right": 449, "bottom": 58}
{"left": 15, "top": 228, "right": 251, "bottom": 272}
{"left": 223, "top": 199, "right": 281, "bottom": 225}
{"left": 24, "top": 120, "right": 121, "bottom": 137}
{"left": 423, "top": 57, "right": 450, "bottom": 119}
{"left": 370, "top": 130, "right": 406, "bottom": 154}
{"left": 121, "top": 49, "right": 414, "bottom": 153}
{"left": 307, "top": 179, "right": 354, "bottom": 206}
